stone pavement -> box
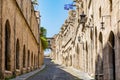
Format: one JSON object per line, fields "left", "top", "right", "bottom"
{"left": 62, "top": 66, "right": 94, "bottom": 80}
{"left": 10, "top": 65, "right": 46, "bottom": 80}
{"left": 54, "top": 60, "right": 94, "bottom": 80}
{"left": 11, "top": 57, "right": 94, "bottom": 80}
{"left": 26, "top": 57, "right": 82, "bottom": 80}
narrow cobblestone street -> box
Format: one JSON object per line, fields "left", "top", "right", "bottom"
{"left": 27, "top": 57, "right": 82, "bottom": 80}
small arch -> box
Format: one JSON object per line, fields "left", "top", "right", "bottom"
{"left": 76, "top": 44, "right": 79, "bottom": 54}
{"left": 70, "top": 55, "right": 72, "bottom": 66}
{"left": 95, "top": 27, "right": 97, "bottom": 37}
{"left": 90, "top": 29, "right": 93, "bottom": 40}
{"left": 23, "top": 45, "right": 26, "bottom": 68}
{"left": 16, "top": 39, "right": 20, "bottom": 69}
{"left": 99, "top": 7, "right": 101, "bottom": 18}
{"left": 5, "top": 20, "right": 11, "bottom": 70}
{"left": 99, "top": 32, "right": 103, "bottom": 43}
{"left": 31, "top": 52, "right": 33, "bottom": 66}
{"left": 28, "top": 50, "right": 30, "bottom": 67}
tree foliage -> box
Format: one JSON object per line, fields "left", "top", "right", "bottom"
{"left": 40, "top": 27, "right": 47, "bottom": 37}
{"left": 40, "top": 27, "right": 48, "bottom": 50}
{"left": 32, "top": 0, "right": 38, "bottom": 5}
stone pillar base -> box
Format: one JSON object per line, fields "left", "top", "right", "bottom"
{"left": 27, "top": 67, "right": 31, "bottom": 72}
{"left": 22, "top": 68, "right": 27, "bottom": 74}
{"left": 5, "top": 70, "right": 12, "bottom": 78}
{"left": 15, "top": 69, "right": 21, "bottom": 76}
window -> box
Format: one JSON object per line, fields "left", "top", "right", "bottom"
{"left": 109, "top": 0, "right": 112, "bottom": 12}
{"left": 99, "top": 7, "right": 101, "bottom": 18}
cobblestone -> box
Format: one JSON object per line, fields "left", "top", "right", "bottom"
{"left": 27, "top": 57, "right": 82, "bottom": 80}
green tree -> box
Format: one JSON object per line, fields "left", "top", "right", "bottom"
{"left": 32, "top": 0, "right": 38, "bottom": 5}
{"left": 40, "top": 27, "right": 48, "bottom": 50}
{"left": 40, "top": 27, "right": 47, "bottom": 37}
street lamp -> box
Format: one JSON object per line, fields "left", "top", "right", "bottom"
{"left": 101, "top": 22, "right": 105, "bottom": 30}
{"left": 80, "top": 12, "right": 87, "bottom": 24}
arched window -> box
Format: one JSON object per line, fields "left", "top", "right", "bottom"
{"left": 23, "top": 45, "right": 26, "bottom": 68}
{"left": 5, "top": 20, "right": 11, "bottom": 71}
{"left": 31, "top": 52, "right": 33, "bottom": 66}
{"left": 76, "top": 44, "right": 79, "bottom": 54}
{"left": 99, "top": 32, "right": 103, "bottom": 43}
{"left": 90, "top": 30, "right": 93, "bottom": 40}
{"left": 99, "top": 7, "right": 101, "bottom": 18}
{"left": 16, "top": 39, "right": 20, "bottom": 69}
{"left": 109, "top": 0, "right": 112, "bottom": 12}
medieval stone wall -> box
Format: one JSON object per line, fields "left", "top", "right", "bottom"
{"left": 0, "top": 0, "right": 41, "bottom": 79}
{"left": 51, "top": 0, "right": 120, "bottom": 80}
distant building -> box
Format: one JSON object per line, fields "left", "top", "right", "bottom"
{"left": 0, "top": 0, "right": 43, "bottom": 79}
{"left": 47, "top": 37, "right": 54, "bottom": 50}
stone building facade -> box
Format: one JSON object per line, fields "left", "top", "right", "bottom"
{"left": 0, "top": 0, "right": 42, "bottom": 79}
{"left": 51, "top": 0, "right": 120, "bottom": 80}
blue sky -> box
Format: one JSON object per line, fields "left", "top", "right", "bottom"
{"left": 38, "top": 0, "right": 73, "bottom": 37}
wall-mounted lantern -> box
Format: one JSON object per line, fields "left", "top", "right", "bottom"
{"left": 101, "top": 15, "right": 111, "bottom": 30}
{"left": 101, "top": 22, "right": 105, "bottom": 30}
{"left": 80, "top": 12, "right": 87, "bottom": 24}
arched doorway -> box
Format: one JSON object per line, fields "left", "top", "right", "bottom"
{"left": 16, "top": 39, "right": 20, "bottom": 69}
{"left": 5, "top": 20, "right": 11, "bottom": 71}
{"left": 23, "top": 45, "right": 26, "bottom": 68}
{"left": 98, "top": 32, "right": 103, "bottom": 80}
{"left": 99, "top": 32, "right": 103, "bottom": 73}
{"left": 108, "top": 31, "right": 115, "bottom": 80}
